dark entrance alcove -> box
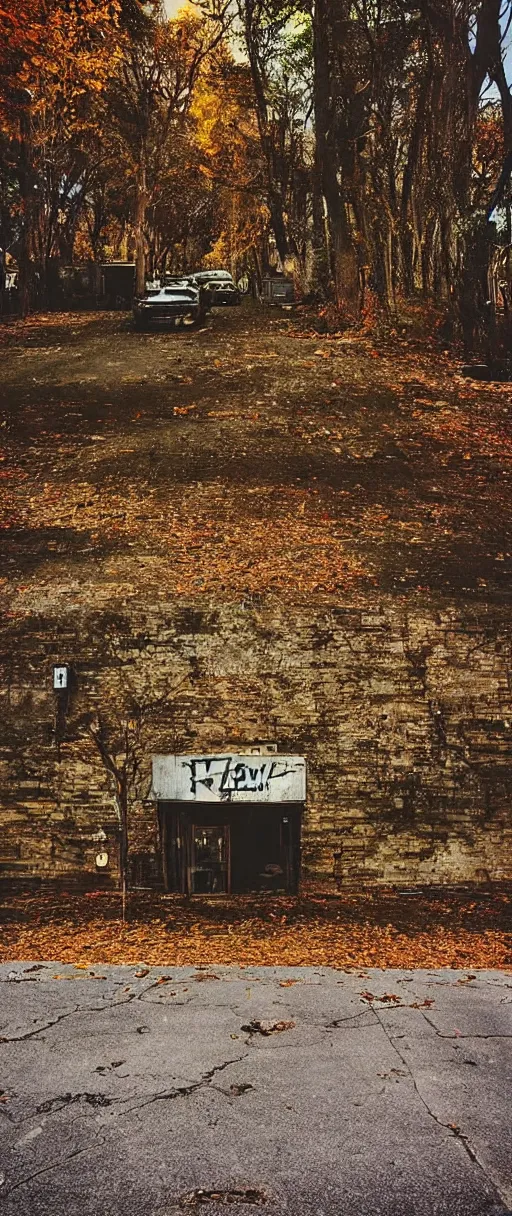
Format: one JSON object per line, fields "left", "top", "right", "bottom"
{"left": 159, "top": 801, "right": 302, "bottom": 895}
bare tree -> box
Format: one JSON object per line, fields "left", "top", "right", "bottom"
{"left": 81, "top": 669, "right": 191, "bottom": 919}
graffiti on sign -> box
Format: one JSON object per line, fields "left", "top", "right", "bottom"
{"left": 185, "top": 756, "right": 298, "bottom": 797}
{"left": 150, "top": 754, "right": 306, "bottom": 802}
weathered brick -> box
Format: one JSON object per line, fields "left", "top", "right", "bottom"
{"left": 0, "top": 598, "right": 511, "bottom": 890}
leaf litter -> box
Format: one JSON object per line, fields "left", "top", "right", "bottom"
{"left": 1, "top": 890, "right": 510, "bottom": 969}
{"left": 1, "top": 307, "right": 511, "bottom": 614}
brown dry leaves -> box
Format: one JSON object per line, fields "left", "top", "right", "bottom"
{"left": 1, "top": 892, "right": 510, "bottom": 970}
{"left": 0, "top": 311, "right": 106, "bottom": 345}
{"left": 3, "top": 476, "right": 367, "bottom": 600}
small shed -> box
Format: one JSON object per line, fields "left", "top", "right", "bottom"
{"left": 101, "top": 262, "right": 135, "bottom": 308}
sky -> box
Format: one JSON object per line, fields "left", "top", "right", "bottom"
{"left": 162, "top": 0, "right": 511, "bottom": 91}
{"left": 164, "top": 0, "right": 193, "bottom": 13}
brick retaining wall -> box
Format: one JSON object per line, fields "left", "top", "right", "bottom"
{"left": 1, "top": 597, "right": 511, "bottom": 890}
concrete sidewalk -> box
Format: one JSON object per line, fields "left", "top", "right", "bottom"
{"left": 0, "top": 964, "right": 511, "bottom": 1216}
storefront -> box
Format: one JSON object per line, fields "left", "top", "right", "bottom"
{"left": 151, "top": 753, "right": 306, "bottom": 895}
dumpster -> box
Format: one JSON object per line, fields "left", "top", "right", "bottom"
{"left": 261, "top": 274, "right": 295, "bottom": 304}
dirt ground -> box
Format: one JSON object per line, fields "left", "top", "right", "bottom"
{"left": 0, "top": 888, "right": 510, "bottom": 969}
{"left": 1, "top": 300, "right": 511, "bottom": 615}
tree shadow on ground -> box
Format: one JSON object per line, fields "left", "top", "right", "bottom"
{"left": 0, "top": 526, "right": 127, "bottom": 577}
{"left": 1, "top": 887, "right": 510, "bottom": 935}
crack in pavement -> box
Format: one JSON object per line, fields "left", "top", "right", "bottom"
{"left": 36, "top": 1092, "right": 113, "bottom": 1115}
{"left": 2, "top": 969, "right": 511, "bottom": 1210}
{"left": 372, "top": 1005, "right": 511, "bottom": 1209}
{"left": 325, "top": 1010, "right": 378, "bottom": 1029}
{"left": 0, "top": 1006, "right": 87, "bottom": 1044}
{"left": 4, "top": 1131, "right": 107, "bottom": 1196}
{"left": 0, "top": 983, "right": 167, "bottom": 1044}
{"left": 420, "top": 1012, "right": 512, "bottom": 1040}
{"left": 1, "top": 1058, "right": 252, "bottom": 1193}
{"left": 115, "top": 1052, "right": 251, "bottom": 1117}
{"left": 3, "top": 1052, "right": 252, "bottom": 1131}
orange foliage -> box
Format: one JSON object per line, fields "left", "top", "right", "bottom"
{"left": 0, "top": 0, "right": 122, "bottom": 133}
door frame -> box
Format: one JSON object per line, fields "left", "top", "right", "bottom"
{"left": 188, "top": 822, "right": 231, "bottom": 895}
{"left": 158, "top": 801, "right": 303, "bottom": 895}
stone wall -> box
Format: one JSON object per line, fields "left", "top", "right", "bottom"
{"left": 1, "top": 597, "right": 511, "bottom": 890}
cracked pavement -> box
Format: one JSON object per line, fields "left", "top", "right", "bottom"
{"left": 0, "top": 964, "right": 511, "bottom": 1216}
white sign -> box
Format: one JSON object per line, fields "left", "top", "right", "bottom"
{"left": 151, "top": 754, "right": 306, "bottom": 803}
{"left": 53, "top": 666, "right": 68, "bottom": 690}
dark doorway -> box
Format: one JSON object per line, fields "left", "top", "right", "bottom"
{"left": 190, "top": 824, "right": 230, "bottom": 894}
{"left": 159, "top": 802, "right": 302, "bottom": 895}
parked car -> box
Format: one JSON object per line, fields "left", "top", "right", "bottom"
{"left": 191, "top": 269, "right": 241, "bottom": 306}
{"left": 133, "top": 278, "right": 206, "bottom": 330}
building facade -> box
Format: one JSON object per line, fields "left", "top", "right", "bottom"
{"left": 1, "top": 597, "right": 511, "bottom": 892}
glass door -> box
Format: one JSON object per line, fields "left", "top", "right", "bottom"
{"left": 189, "top": 824, "right": 230, "bottom": 894}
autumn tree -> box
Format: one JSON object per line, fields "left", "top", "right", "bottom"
{"left": 236, "top": 0, "right": 314, "bottom": 281}
{"left": 191, "top": 53, "right": 269, "bottom": 279}
{"left": 2, "top": 0, "right": 512, "bottom": 333}
{"left": 0, "top": 0, "right": 125, "bottom": 311}
{"left": 84, "top": 700, "right": 154, "bottom": 921}
{"left": 107, "top": 2, "right": 232, "bottom": 295}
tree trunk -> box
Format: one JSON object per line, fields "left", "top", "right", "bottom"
{"left": 312, "top": 0, "right": 360, "bottom": 319}
{"left": 400, "top": 76, "right": 430, "bottom": 296}
{"left": 243, "top": 2, "right": 289, "bottom": 264}
{"left": 311, "top": 170, "right": 329, "bottom": 294}
{"left": 251, "top": 244, "right": 263, "bottom": 295}
{"left": 119, "top": 778, "right": 129, "bottom": 922}
{"left": 135, "top": 152, "right": 147, "bottom": 297}
{"left": 17, "top": 106, "right": 36, "bottom": 317}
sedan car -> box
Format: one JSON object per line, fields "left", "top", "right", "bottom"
{"left": 133, "top": 279, "right": 206, "bottom": 330}
{"left": 191, "top": 270, "right": 241, "bottom": 307}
